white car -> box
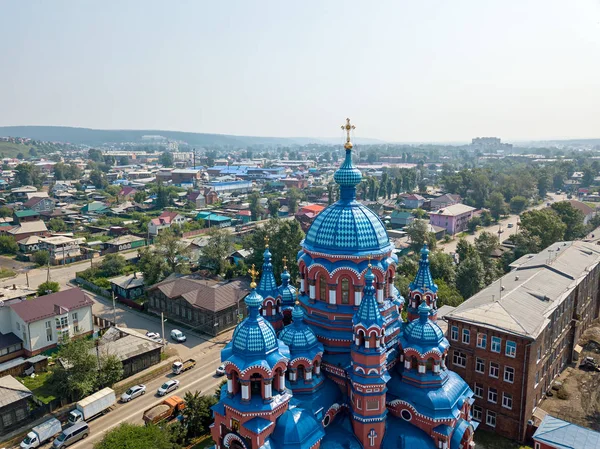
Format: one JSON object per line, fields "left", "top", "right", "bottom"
{"left": 170, "top": 329, "right": 186, "bottom": 343}
{"left": 120, "top": 384, "right": 146, "bottom": 402}
{"left": 216, "top": 364, "right": 226, "bottom": 376}
{"left": 157, "top": 379, "right": 180, "bottom": 396}
{"left": 146, "top": 331, "right": 160, "bottom": 339}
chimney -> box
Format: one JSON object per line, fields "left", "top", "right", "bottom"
{"left": 13, "top": 284, "right": 16, "bottom": 290}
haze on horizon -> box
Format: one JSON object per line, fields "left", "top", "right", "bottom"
{"left": 2, "top": 0, "right": 600, "bottom": 143}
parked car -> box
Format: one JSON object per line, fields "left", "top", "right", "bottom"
{"left": 146, "top": 332, "right": 160, "bottom": 339}
{"left": 120, "top": 384, "right": 146, "bottom": 402}
{"left": 170, "top": 329, "right": 186, "bottom": 343}
{"left": 53, "top": 422, "right": 89, "bottom": 448}
{"left": 507, "top": 223, "right": 514, "bottom": 228}
{"left": 157, "top": 379, "right": 180, "bottom": 396}
{"left": 216, "top": 364, "right": 226, "bottom": 376}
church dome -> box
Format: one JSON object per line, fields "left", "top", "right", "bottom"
{"left": 230, "top": 288, "right": 278, "bottom": 355}
{"left": 279, "top": 304, "right": 319, "bottom": 351}
{"left": 271, "top": 408, "right": 325, "bottom": 449}
{"left": 278, "top": 267, "right": 297, "bottom": 307}
{"left": 403, "top": 302, "right": 444, "bottom": 345}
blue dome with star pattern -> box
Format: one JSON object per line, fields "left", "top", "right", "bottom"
{"left": 403, "top": 302, "right": 444, "bottom": 345}
{"left": 279, "top": 304, "right": 321, "bottom": 353}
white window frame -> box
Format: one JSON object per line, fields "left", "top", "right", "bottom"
{"left": 462, "top": 329, "right": 470, "bottom": 344}
{"left": 472, "top": 405, "right": 482, "bottom": 422}
{"left": 451, "top": 326, "right": 458, "bottom": 341}
{"left": 488, "top": 387, "right": 497, "bottom": 404}
{"left": 491, "top": 336, "right": 501, "bottom": 353}
{"left": 474, "top": 383, "right": 483, "bottom": 398}
{"left": 453, "top": 350, "right": 466, "bottom": 368}
{"left": 475, "top": 358, "right": 485, "bottom": 374}
{"left": 489, "top": 362, "right": 499, "bottom": 378}
{"left": 505, "top": 340, "right": 517, "bottom": 358}
{"left": 504, "top": 366, "right": 515, "bottom": 384}
{"left": 486, "top": 410, "right": 496, "bottom": 427}
{"left": 502, "top": 393, "right": 513, "bottom": 410}
{"left": 477, "top": 332, "right": 487, "bottom": 349}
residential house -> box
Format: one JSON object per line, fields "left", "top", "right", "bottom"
{"left": 6, "top": 221, "right": 49, "bottom": 242}
{"left": 282, "top": 177, "right": 309, "bottom": 189}
{"left": 429, "top": 203, "right": 476, "bottom": 235}
{"left": 104, "top": 235, "right": 146, "bottom": 253}
{"left": 81, "top": 201, "right": 110, "bottom": 214}
{"left": 22, "top": 196, "right": 55, "bottom": 213}
{"left": 299, "top": 204, "right": 325, "bottom": 216}
{"left": 566, "top": 199, "right": 596, "bottom": 225}
{"left": 390, "top": 210, "right": 414, "bottom": 229}
{"left": 13, "top": 209, "right": 40, "bottom": 223}
{"left": 171, "top": 168, "right": 202, "bottom": 187}
{"left": 10, "top": 186, "right": 37, "bottom": 201}
{"left": 39, "top": 236, "right": 83, "bottom": 265}
{"left": 533, "top": 415, "right": 600, "bottom": 449}
{"left": 429, "top": 193, "right": 461, "bottom": 210}
{"left": 93, "top": 327, "right": 161, "bottom": 379}
{"left": 400, "top": 193, "right": 426, "bottom": 209}
{"left": 110, "top": 273, "right": 145, "bottom": 301}
{"left": 40, "top": 208, "right": 77, "bottom": 221}
{"left": 187, "top": 191, "right": 206, "bottom": 208}
{"left": 118, "top": 186, "right": 138, "bottom": 199}
{"left": 236, "top": 210, "right": 252, "bottom": 223}
{"left": 196, "top": 212, "right": 232, "bottom": 228}
{"left": 228, "top": 249, "right": 252, "bottom": 266}
{"left": 445, "top": 240, "right": 600, "bottom": 442}
{"left": 148, "top": 211, "right": 187, "bottom": 235}
{"left": 0, "top": 375, "right": 32, "bottom": 435}
{"left": 17, "top": 236, "right": 44, "bottom": 254}
{"left": 207, "top": 180, "right": 252, "bottom": 194}
{"left": 2, "top": 288, "right": 94, "bottom": 358}
{"left": 147, "top": 275, "right": 249, "bottom": 336}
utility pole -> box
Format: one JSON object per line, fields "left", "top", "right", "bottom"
{"left": 161, "top": 312, "right": 166, "bottom": 352}
{"left": 25, "top": 271, "right": 29, "bottom": 288}
{"left": 112, "top": 291, "right": 117, "bottom": 326}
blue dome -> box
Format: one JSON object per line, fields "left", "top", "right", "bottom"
{"left": 271, "top": 408, "right": 325, "bottom": 449}
{"left": 404, "top": 302, "right": 444, "bottom": 345}
{"left": 231, "top": 316, "right": 279, "bottom": 355}
{"left": 333, "top": 149, "right": 362, "bottom": 187}
{"left": 303, "top": 201, "right": 391, "bottom": 255}
{"left": 279, "top": 304, "right": 321, "bottom": 353}
{"left": 278, "top": 267, "right": 297, "bottom": 306}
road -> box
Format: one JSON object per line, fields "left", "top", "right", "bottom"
{"left": 437, "top": 192, "right": 568, "bottom": 254}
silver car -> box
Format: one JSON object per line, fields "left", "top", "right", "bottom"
{"left": 157, "top": 379, "right": 180, "bottom": 396}
{"left": 120, "top": 384, "right": 146, "bottom": 402}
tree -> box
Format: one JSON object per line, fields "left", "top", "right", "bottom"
{"left": 456, "top": 238, "right": 477, "bottom": 263}
{"left": 0, "top": 206, "right": 12, "bottom": 218}
{"left": 97, "top": 354, "right": 124, "bottom": 389}
{"left": 474, "top": 231, "right": 500, "bottom": 262}
{"left": 488, "top": 191, "right": 508, "bottom": 220}
{"left": 37, "top": 281, "right": 60, "bottom": 296}
{"left": 520, "top": 209, "right": 566, "bottom": 248}
{"left": 32, "top": 250, "right": 50, "bottom": 267}
{"left": 287, "top": 188, "right": 302, "bottom": 214}
{"left": 90, "top": 170, "right": 108, "bottom": 189}
{"left": 119, "top": 155, "right": 129, "bottom": 166}
{"left": 94, "top": 423, "right": 179, "bottom": 449}
{"left": 267, "top": 198, "right": 280, "bottom": 217}
{"left": 15, "top": 163, "right": 44, "bottom": 187}
{"left": 435, "top": 279, "right": 464, "bottom": 307}
{"left": 99, "top": 254, "right": 127, "bottom": 277}
{"left": 248, "top": 192, "right": 264, "bottom": 221}
{"left": 49, "top": 338, "right": 97, "bottom": 400}
{"left": 48, "top": 217, "right": 67, "bottom": 232}
{"left": 418, "top": 179, "right": 428, "bottom": 193}
{"left": 155, "top": 182, "right": 170, "bottom": 209}
{"left": 133, "top": 191, "right": 147, "bottom": 203}
{"left": 480, "top": 210, "right": 493, "bottom": 227}
{"left": 17, "top": 152, "right": 25, "bottom": 160}
{"left": 467, "top": 216, "right": 481, "bottom": 234}
{"left": 29, "top": 148, "right": 38, "bottom": 157}
{"left": 405, "top": 219, "right": 436, "bottom": 251}
{"left": 155, "top": 229, "right": 190, "bottom": 274}
{"left": 412, "top": 208, "right": 427, "bottom": 219}
{"left": 139, "top": 247, "right": 167, "bottom": 286}
{"left": 428, "top": 251, "right": 456, "bottom": 284}
{"left": 455, "top": 255, "right": 485, "bottom": 298}
{"left": 181, "top": 391, "right": 217, "bottom": 438}
{"left": 0, "top": 236, "right": 18, "bottom": 254}
{"left": 550, "top": 201, "right": 587, "bottom": 240}
{"left": 159, "top": 152, "right": 174, "bottom": 167}
{"left": 511, "top": 231, "right": 542, "bottom": 260}
{"left": 88, "top": 149, "right": 103, "bottom": 162}
{"left": 199, "top": 228, "right": 234, "bottom": 275}
{"left": 509, "top": 196, "right": 528, "bottom": 214}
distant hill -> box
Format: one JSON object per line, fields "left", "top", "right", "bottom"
{"left": 0, "top": 126, "right": 385, "bottom": 147}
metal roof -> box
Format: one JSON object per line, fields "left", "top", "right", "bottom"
{"left": 534, "top": 415, "right": 600, "bottom": 449}
{"left": 0, "top": 375, "right": 32, "bottom": 408}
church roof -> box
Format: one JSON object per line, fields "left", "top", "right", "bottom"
{"left": 410, "top": 245, "right": 438, "bottom": 293}
{"left": 257, "top": 247, "right": 279, "bottom": 299}
{"left": 270, "top": 408, "right": 325, "bottom": 449}
{"left": 353, "top": 266, "right": 384, "bottom": 328}
{"left": 403, "top": 302, "right": 445, "bottom": 347}
{"left": 278, "top": 267, "right": 297, "bottom": 306}
{"left": 279, "top": 304, "right": 323, "bottom": 358}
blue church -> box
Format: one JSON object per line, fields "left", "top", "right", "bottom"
{"left": 210, "top": 119, "right": 477, "bottom": 449}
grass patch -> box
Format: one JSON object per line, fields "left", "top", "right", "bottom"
{"left": 189, "top": 435, "right": 214, "bottom": 449}
{"left": 0, "top": 268, "right": 16, "bottom": 278}
{"left": 19, "top": 371, "right": 56, "bottom": 404}
{"left": 474, "top": 429, "right": 532, "bottom": 449}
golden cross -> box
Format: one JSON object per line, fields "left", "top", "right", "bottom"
{"left": 282, "top": 256, "right": 288, "bottom": 269}
{"left": 264, "top": 236, "right": 269, "bottom": 248}
{"left": 248, "top": 264, "right": 259, "bottom": 286}
{"left": 341, "top": 118, "right": 356, "bottom": 150}
{"left": 368, "top": 254, "right": 372, "bottom": 268}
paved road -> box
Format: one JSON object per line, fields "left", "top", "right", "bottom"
{"left": 436, "top": 192, "right": 568, "bottom": 254}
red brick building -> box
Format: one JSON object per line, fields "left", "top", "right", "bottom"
{"left": 445, "top": 240, "right": 600, "bottom": 442}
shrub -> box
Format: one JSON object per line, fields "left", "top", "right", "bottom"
{"left": 557, "top": 386, "right": 569, "bottom": 400}
{"left": 33, "top": 250, "right": 50, "bottom": 267}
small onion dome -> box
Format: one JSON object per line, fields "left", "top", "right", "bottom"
{"left": 279, "top": 303, "right": 322, "bottom": 355}
{"left": 271, "top": 408, "right": 325, "bottom": 449}
{"left": 410, "top": 244, "right": 438, "bottom": 293}
{"left": 333, "top": 148, "right": 362, "bottom": 188}
{"left": 353, "top": 265, "right": 384, "bottom": 329}
{"left": 257, "top": 245, "right": 278, "bottom": 299}
{"left": 278, "top": 267, "right": 297, "bottom": 306}
{"left": 403, "top": 302, "right": 444, "bottom": 345}
{"left": 391, "top": 284, "right": 405, "bottom": 306}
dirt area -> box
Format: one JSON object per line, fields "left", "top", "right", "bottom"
{"left": 0, "top": 255, "right": 33, "bottom": 272}
{"left": 540, "top": 322, "right": 600, "bottom": 431}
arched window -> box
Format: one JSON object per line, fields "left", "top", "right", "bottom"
{"left": 341, "top": 278, "right": 350, "bottom": 304}
{"left": 297, "top": 365, "right": 305, "bottom": 382}
{"left": 411, "top": 356, "right": 418, "bottom": 370}
{"left": 319, "top": 275, "right": 327, "bottom": 301}
{"left": 426, "top": 357, "right": 434, "bottom": 371}
{"left": 250, "top": 373, "right": 262, "bottom": 398}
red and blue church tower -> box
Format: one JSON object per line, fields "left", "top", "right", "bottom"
{"left": 210, "top": 119, "right": 477, "bottom": 449}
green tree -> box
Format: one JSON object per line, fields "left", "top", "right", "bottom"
{"left": 119, "top": 155, "right": 129, "bottom": 166}
{"left": 520, "top": 209, "right": 566, "bottom": 248}
{"left": 133, "top": 191, "right": 147, "bottom": 203}
{"left": 15, "top": 163, "right": 45, "bottom": 187}
{"left": 200, "top": 228, "right": 234, "bottom": 275}
{"left": 434, "top": 279, "right": 464, "bottom": 307}
{"left": 550, "top": 201, "right": 587, "bottom": 240}
{"left": 466, "top": 216, "right": 481, "bottom": 234}
{"left": 479, "top": 210, "right": 493, "bottom": 226}
{"left": 159, "top": 152, "right": 174, "bottom": 167}
{"left": 88, "top": 149, "right": 103, "bottom": 162}
{"left": 49, "top": 338, "right": 97, "bottom": 400}
{"left": 155, "top": 229, "right": 190, "bottom": 274}
{"left": 0, "top": 206, "right": 12, "bottom": 218}
{"left": 455, "top": 254, "right": 485, "bottom": 298}
{"left": 248, "top": 192, "right": 264, "bottom": 221}
{"left": 509, "top": 196, "right": 528, "bottom": 214}
{"left": 267, "top": 198, "right": 280, "bottom": 217}
{"left": 37, "top": 281, "right": 60, "bottom": 296}
{"left": 17, "top": 152, "right": 25, "bottom": 160}
{"left": 48, "top": 217, "right": 67, "bottom": 232}
{"left": 428, "top": 251, "right": 456, "bottom": 284}
{"left": 155, "top": 182, "right": 170, "bottom": 209}
{"left": 0, "top": 236, "right": 18, "bottom": 254}
{"left": 488, "top": 191, "right": 508, "bottom": 220}
{"left": 94, "top": 423, "right": 179, "bottom": 449}
{"left": 418, "top": 179, "right": 428, "bottom": 193}
{"left": 405, "top": 219, "right": 436, "bottom": 251}
{"left": 90, "top": 170, "right": 108, "bottom": 189}
{"left": 287, "top": 188, "right": 302, "bottom": 214}
{"left": 97, "top": 354, "right": 124, "bottom": 389}
{"left": 99, "top": 254, "right": 127, "bottom": 277}
{"left": 139, "top": 247, "right": 167, "bottom": 286}
{"left": 32, "top": 250, "right": 50, "bottom": 267}
{"left": 412, "top": 208, "right": 427, "bottom": 219}
{"left": 456, "top": 238, "right": 477, "bottom": 263}
{"left": 181, "top": 391, "right": 218, "bottom": 438}
{"left": 511, "top": 231, "right": 542, "bottom": 260}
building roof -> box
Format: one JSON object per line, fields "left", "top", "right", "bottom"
{"left": 23, "top": 196, "right": 52, "bottom": 208}
{"left": 94, "top": 327, "right": 162, "bottom": 362}
{"left": 353, "top": 266, "right": 384, "bottom": 328}
{"left": 9, "top": 288, "right": 93, "bottom": 323}
{"left": 0, "top": 332, "right": 22, "bottom": 350}
{"left": 110, "top": 273, "right": 144, "bottom": 289}
{"left": 18, "top": 235, "right": 45, "bottom": 245}
{"left": 106, "top": 234, "right": 145, "bottom": 246}
{"left": 257, "top": 248, "right": 278, "bottom": 299}
{"left": 14, "top": 209, "right": 39, "bottom": 218}
{"left": 410, "top": 245, "right": 438, "bottom": 293}
{"left": 567, "top": 199, "right": 594, "bottom": 217}
{"left": 150, "top": 210, "right": 183, "bottom": 226}
{"left": 430, "top": 203, "right": 476, "bottom": 217}
{"left": 533, "top": 415, "right": 600, "bottom": 449}
{"left": 150, "top": 275, "right": 249, "bottom": 313}
{"left": 0, "top": 375, "right": 32, "bottom": 408}
{"left": 8, "top": 220, "right": 48, "bottom": 236}
{"left": 401, "top": 193, "right": 426, "bottom": 201}
{"left": 447, "top": 240, "right": 600, "bottom": 338}
{"left": 301, "top": 204, "right": 325, "bottom": 214}
{"left": 41, "top": 235, "right": 77, "bottom": 245}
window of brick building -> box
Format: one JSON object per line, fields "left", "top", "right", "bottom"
{"left": 476, "top": 358, "right": 485, "bottom": 374}
{"left": 490, "top": 362, "right": 499, "bottom": 378}
{"left": 504, "top": 366, "right": 515, "bottom": 383}
{"left": 451, "top": 326, "right": 458, "bottom": 341}
{"left": 488, "top": 387, "right": 497, "bottom": 403}
{"left": 474, "top": 383, "right": 483, "bottom": 398}
{"left": 491, "top": 336, "right": 501, "bottom": 353}
{"left": 463, "top": 329, "right": 470, "bottom": 344}
{"left": 472, "top": 406, "right": 482, "bottom": 422}
{"left": 486, "top": 410, "right": 496, "bottom": 427}
{"left": 505, "top": 340, "right": 516, "bottom": 358}
{"left": 477, "top": 333, "right": 487, "bottom": 349}
{"left": 453, "top": 350, "right": 466, "bottom": 368}
{"left": 502, "top": 393, "right": 513, "bottom": 410}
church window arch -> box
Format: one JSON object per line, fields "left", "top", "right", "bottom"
{"left": 319, "top": 274, "right": 327, "bottom": 301}
{"left": 297, "top": 364, "right": 305, "bottom": 381}
{"left": 341, "top": 277, "right": 350, "bottom": 304}
{"left": 250, "top": 372, "right": 263, "bottom": 399}
{"left": 411, "top": 356, "right": 418, "bottom": 370}
{"left": 426, "top": 357, "right": 435, "bottom": 372}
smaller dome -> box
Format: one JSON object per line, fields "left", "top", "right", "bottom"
{"left": 403, "top": 302, "right": 444, "bottom": 345}
{"left": 231, "top": 316, "right": 279, "bottom": 355}
{"left": 278, "top": 267, "right": 297, "bottom": 306}
{"left": 279, "top": 304, "right": 320, "bottom": 352}
{"left": 244, "top": 289, "right": 263, "bottom": 308}
{"left": 271, "top": 408, "right": 324, "bottom": 448}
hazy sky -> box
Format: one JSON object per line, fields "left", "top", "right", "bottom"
{"left": 2, "top": 1, "right": 600, "bottom": 142}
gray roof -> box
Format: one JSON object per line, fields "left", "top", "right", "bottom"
{"left": 110, "top": 273, "right": 145, "bottom": 289}
{"left": 0, "top": 375, "right": 32, "bottom": 408}
{"left": 94, "top": 327, "right": 162, "bottom": 362}
{"left": 447, "top": 240, "right": 600, "bottom": 339}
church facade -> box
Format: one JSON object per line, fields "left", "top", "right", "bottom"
{"left": 210, "top": 119, "right": 478, "bottom": 449}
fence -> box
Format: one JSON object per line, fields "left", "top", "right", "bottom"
{"left": 182, "top": 228, "right": 211, "bottom": 238}
{"left": 77, "top": 276, "right": 145, "bottom": 311}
